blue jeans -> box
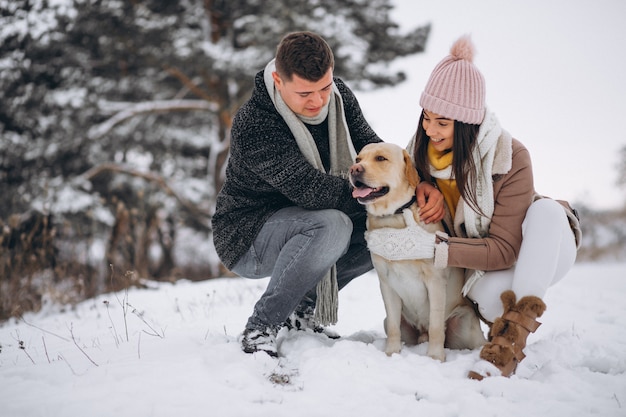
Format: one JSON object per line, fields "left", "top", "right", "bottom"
{"left": 231, "top": 206, "right": 373, "bottom": 330}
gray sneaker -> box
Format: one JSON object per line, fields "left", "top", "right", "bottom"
{"left": 241, "top": 327, "right": 278, "bottom": 357}
{"left": 284, "top": 306, "right": 340, "bottom": 339}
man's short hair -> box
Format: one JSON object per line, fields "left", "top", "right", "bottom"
{"left": 275, "top": 31, "right": 334, "bottom": 82}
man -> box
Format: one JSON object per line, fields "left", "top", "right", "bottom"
{"left": 212, "top": 31, "right": 441, "bottom": 357}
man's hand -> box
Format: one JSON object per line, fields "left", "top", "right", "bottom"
{"left": 416, "top": 182, "right": 445, "bottom": 223}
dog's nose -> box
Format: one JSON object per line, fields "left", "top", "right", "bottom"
{"left": 349, "top": 164, "right": 363, "bottom": 176}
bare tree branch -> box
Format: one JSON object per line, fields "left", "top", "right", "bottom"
{"left": 164, "top": 66, "right": 214, "bottom": 102}
{"left": 79, "top": 163, "right": 212, "bottom": 224}
{"left": 87, "top": 99, "right": 217, "bottom": 141}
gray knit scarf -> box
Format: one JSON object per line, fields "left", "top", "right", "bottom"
{"left": 264, "top": 59, "right": 356, "bottom": 325}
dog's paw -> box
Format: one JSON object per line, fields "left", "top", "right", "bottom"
{"left": 427, "top": 348, "right": 446, "bottom": 362}
{"left": 384, "top": 339, "right": 402, "bottom": 356}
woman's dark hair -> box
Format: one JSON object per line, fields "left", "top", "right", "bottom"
{"left": 275, "top": 31, "right": 334, "bottom": 82}
{"left": 412, "top": 111, "right": 485, "bottom": 216}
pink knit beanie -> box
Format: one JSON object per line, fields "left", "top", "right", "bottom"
{"left": 420, "top": 35, "right": 485, "bottom": 125}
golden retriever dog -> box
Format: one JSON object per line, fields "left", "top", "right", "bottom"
{"left": 349, "top": 143, "right": 486, "bottom": 361}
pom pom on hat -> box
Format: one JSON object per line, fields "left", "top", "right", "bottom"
{"left": 420, "top": 35, "right": 485, "bottom": 125}
{"left": 449, "top": 35, "right": 476, "bottom": 62}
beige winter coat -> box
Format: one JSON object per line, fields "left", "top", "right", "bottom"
{"left": 436, "top": 138, "right": 581, "bottom": 272}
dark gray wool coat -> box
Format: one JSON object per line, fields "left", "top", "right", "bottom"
{"left": 212, "top": 70, "right": 382, "bottom": 270}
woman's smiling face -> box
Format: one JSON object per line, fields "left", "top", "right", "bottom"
{"left": 422, "top": 110, "right": 454, "bottom": 152}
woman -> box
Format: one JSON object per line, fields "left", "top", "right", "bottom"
{"left": 365, "top": 36, "right": 581, "bottom": 379}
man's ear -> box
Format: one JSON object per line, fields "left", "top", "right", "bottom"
{"left": 272, "top": 71, "right": 282, "bottom": 89}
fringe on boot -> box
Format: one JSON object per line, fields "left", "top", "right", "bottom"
{"left": 468, "top": 290, "right": 546, "bottom": 380}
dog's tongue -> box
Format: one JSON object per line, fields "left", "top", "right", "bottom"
{"left": 352, "top": 187, "right": 374, "bottom": 198}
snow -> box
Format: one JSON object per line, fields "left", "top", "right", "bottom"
{"left": 1, "top": 1, "right": 625, "bottom": 416}
{"left": 1, "top": 262, "right": 624, "bottom": 417}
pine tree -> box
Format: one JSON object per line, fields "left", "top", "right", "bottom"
{"left": 0, "top": 0, "right": 430, "bottom": 318}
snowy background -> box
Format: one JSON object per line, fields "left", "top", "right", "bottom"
{"left": 2, "top": 1, "right": 626, "bottom": 416}
{"left": 0, "top": 263, "right": 624, "bottom": 417}
{"left": 361, "top": 0, "right": 626, "bottom": 211}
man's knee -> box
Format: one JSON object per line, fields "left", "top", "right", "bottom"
{"left": 307, "top": 209, "right": 353, "bottom": 250}
{"left": 309, "top": 209, "right": 352, "bottom": 232}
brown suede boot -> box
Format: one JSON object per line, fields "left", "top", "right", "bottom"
{"left": 468, "top": 290, "right": 546, "bottom": 380}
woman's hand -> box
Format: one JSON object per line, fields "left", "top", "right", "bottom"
{"left": 416, "top": 181, "right": 445, "bottom": 223}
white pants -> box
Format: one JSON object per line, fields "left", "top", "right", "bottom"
{"left": 467, "top": 198, "right": 578, "bottom": 323}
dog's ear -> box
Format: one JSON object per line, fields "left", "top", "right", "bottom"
{"left": 403, "top": 149, "right": 420, "bottom": 189}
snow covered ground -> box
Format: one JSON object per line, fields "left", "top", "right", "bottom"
{"left": 1, "top": 262, "right": 624, "bottom": 417}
